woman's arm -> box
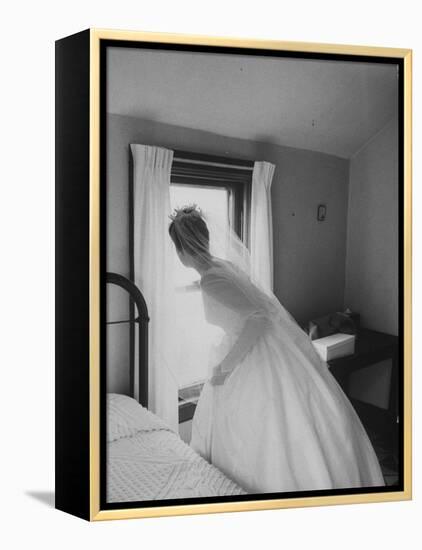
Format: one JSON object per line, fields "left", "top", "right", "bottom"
{"left": 210, "top": 313, "right": 271, "bottom": 385}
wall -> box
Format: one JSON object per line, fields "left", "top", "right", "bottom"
{"left": 106, "top": 114, "right": 350, "bottom": 391}
{"left": 270, "top": 146, "right": 349, "bottom": 323}
{"left": 344, "top": 117, "right": 399, "bottom": 335}
{"left": 107, "top": 113, "right": 349, "bottom": 319}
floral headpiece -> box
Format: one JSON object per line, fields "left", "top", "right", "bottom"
{"left": 169, "top": 203, "right": 203, "bottom": 221}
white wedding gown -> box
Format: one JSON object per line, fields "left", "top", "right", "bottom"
{"left": 190, "top": 260, "right": 385, "bottom": 494}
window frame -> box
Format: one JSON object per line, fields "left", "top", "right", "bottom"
{"left": 170, "top": 150, "right": 254, "bottom": 423}
{"left": 171, "top": 150, "right": 253, "bottom": 245}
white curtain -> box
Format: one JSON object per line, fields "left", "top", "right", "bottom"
{"left": 130, "top": 144, "right": 179, "bottom": 431}
{"left": 250, "top": 161, "right": 276, "bottom": 293}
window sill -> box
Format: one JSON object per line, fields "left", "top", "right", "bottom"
{"left": 178, "top": 381, "right": 204, "bottom": 423}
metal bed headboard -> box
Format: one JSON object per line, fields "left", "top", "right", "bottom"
{"left": 106, "top": 272, "right": 149, "bottom": 408}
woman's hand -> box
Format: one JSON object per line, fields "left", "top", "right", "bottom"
{"left": 209, "top": 316, "right": 270, "bottom": 388}
{"left": 210, "top": 365, "right": 229, "bottom": 386}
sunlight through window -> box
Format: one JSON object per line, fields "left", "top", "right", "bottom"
{"left": 170, "top": 184, "right": 229, "bottom": 388}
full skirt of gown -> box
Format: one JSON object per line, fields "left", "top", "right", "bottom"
{"left": 190, "top": 325, "right": 385, "bottom": 494}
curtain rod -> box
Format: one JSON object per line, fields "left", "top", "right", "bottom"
{"left": 173, "top": 149, "right": 255, "bottom": 170}
{"left": 173, "top": 157, "right": 254, "bottom": 171}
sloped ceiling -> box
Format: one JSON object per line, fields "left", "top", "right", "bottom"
{"left": 107, "top": 47, "right": 398, "bottom": 159}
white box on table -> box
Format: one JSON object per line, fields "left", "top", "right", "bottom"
{"left": 312, "top": 333, "right": 356, "bottom": 361}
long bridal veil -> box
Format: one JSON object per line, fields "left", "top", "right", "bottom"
{"left": 172, "top": 205, "right": 311, "bottom": 337}
{"left": 168, "top": 204, "right": 319, "bottom": 389}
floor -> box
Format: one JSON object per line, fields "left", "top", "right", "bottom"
{"left": 368, "top": 429, "right": 400, "bottom": 486}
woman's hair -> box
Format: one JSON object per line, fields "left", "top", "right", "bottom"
{"left": 168, "top": 205, "right": 210, "bottom": 257}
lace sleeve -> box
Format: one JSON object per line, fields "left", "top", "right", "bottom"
{"left": 201, "top": 268, "right": 272, "bottom": 375}
{"left": 200, "top": 269, "right": 268, "bottom": 320}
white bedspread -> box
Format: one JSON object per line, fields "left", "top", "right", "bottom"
{"left": 107, "top": 393, "right": 245, "bottom": 502}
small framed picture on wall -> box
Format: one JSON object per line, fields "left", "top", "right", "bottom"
{"left": 55, "top": 29, "right": 412, "bottom": 521}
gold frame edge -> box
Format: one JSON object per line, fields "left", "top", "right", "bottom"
{"left": 88, "top": 28, "right": 413, "bottom": 521}
{"left": 402, "top": 50, "right": 413, "bottom": 501}
{"left": 89, "top": 29, "right": 101, "bottom": 521}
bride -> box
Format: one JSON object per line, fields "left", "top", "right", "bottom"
{"left": 168, "top": 205, "right": 385, "bottom": 494}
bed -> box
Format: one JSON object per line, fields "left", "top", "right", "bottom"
{"left": 106, "top": 272, "right": 245, "bottom": 502}
{"left": 107, "top": 392, "right": 244, "bottom": 501}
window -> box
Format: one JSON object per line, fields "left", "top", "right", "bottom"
{"left": 171, "top": 150, "right": 252, "bottom": 244}
{"left": 169, "top": 151, "right": 253, "bottom": 422}
{"left": 170, "top": 184, "right": 230, "bottom": 289}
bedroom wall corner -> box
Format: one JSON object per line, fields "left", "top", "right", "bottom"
{"left": 344, "top": 116, "right": 399, "bottom": 336}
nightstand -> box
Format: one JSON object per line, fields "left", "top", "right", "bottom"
{"left": 328, "top": 328, "right": 399, "bottom": 444}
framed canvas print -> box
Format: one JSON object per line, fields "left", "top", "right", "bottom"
{"left": 55, "top": 29, "right": 412, "bottom": 521}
